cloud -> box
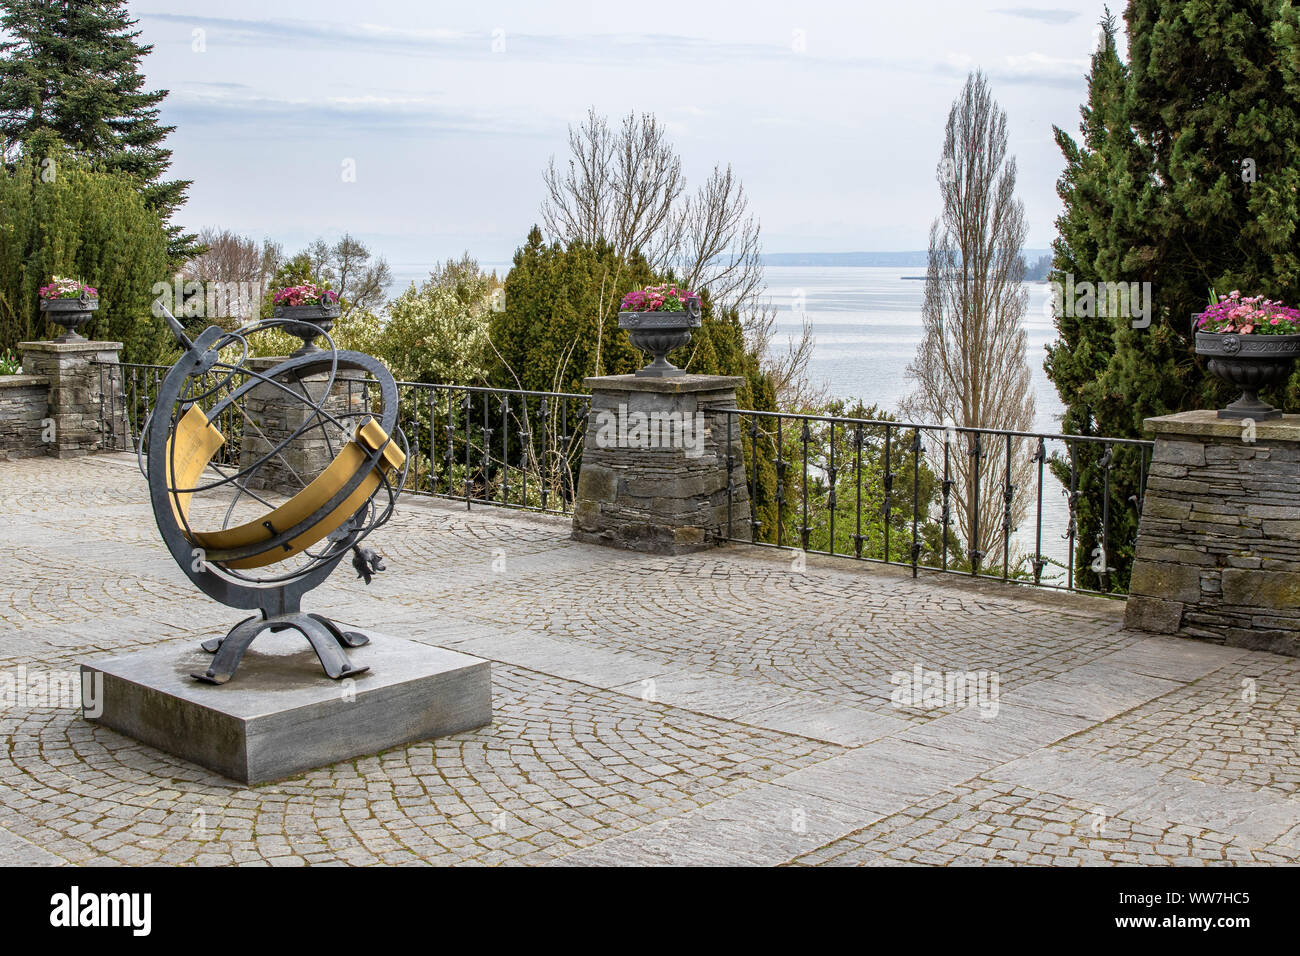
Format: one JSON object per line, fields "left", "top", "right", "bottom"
{"left": 143, "top": 12, "right": 1089, "bottom": 88}
{"left": 998, "top": 52, "right": 1090, "bottom": 85}
{"left": 993, "top": 8, "right": 1080, "bottom": 25}
{"left": 182, "top": 80, "right": 252, "bottom": 90}
{"left": 141, "top": 13, "right": 784, "bottom": 65}
{"left": 911, "top": 49, "right": 1087, "bottom": 88}
{"left": 162, "top": 87, "right": 550, "bottom": 140}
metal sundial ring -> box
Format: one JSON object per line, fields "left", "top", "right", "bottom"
{"left": 146, "top": 309, "right": 407, "bottom": 685}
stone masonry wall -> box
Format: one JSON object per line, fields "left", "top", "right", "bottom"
{"left": 0, "top": 376, "right": 50, "bottom": 461}
{"left": 238, "top": 359, "right": 366, "bottom": 493}
{"left": 1125, "top": 410, "right": 1300, "bottom": 656}
{"left": 17, "top": 341, "right": 124, "bottom": 458}
{"left": 572, "top": 375, "right": 751, "bottom": 554}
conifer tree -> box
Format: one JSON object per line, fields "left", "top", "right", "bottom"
{"left": 0, "top": 146, "right": 171, "bottom": 363}
{"left": 1047, "top": 2, "right": 1300, "bottom": 590}
{"left": 0, "top": 0, "right": 195, "bottom": 260}
{"left": 1046, "top": 11, "right": 1146, "bottom": 591}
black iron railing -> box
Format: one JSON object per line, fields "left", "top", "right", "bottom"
{"left": 99, "top": 363, "right": 590, "bottom": 516}
{"left": 725, "top": 408, "right": 1152, "bottom": 596}
{"left": 99, "top": 362, "right": 1150, "bottom": 592}
{"left": 100, "top": 362, "right": 249, "bottom": 469}
{"left": 385, "top": 382, "right": 589, "bottom": 514}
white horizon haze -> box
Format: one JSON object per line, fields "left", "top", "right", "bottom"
{"left": 119, "top": 0, "right": 1119, "bottom": 271}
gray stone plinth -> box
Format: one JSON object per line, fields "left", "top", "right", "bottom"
{"left": 571, "top": 374, "right": 751, "bottom": 554}
{"left": 0, "top": 374, "right": 51, "bottom": 461}
{"left": 1125, "top": 410, "right": 1300, "bottom": 656}
{"left": 81, "top": 631, "right": 492, "bottom": 784}
{"left": 18, "top": 340, "right": 123, "bottom": 457}
{"left": 238, "top": 357, "right": 367, "bottom": 493}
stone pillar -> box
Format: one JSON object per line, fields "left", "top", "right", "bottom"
{"left": 238, "top": 357, "right": 366, "bottom": 493}
{"left": 19, "top": 340, "right": 124, "bottom": 458}
{"left": 0, "top": 374, "right": 51, "bottom": 460}
{"left": 1125, "top": 410, "right": 1300, "bottom": 656}
{"left": 571, "top": 374, "right": 751, "bottom": 554}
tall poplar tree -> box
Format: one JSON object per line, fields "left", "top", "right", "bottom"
{"left": 902, "top": 71, "right": 1036, "bottom": 570}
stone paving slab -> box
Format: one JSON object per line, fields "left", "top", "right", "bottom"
{"left": 611, "top": 670, "right": 799, "bottom": 723}
{"left": 729, "top": 697, "right": 909, "bottom": 747}
{"left": 556, "top": 783, "right": 867, "bottom": 866}
{"left": 1006, "top": 670, "right": 1183, "bottom": 721}
{"left": 898, "top": 704, "right": 1095, "bottom": 763}
{"left": 788, "top": 776, "right": 1299, "bottom": 866}
{"left": 455, "top": 630, "right": 666, "bottom": 690}
{"left": 993, "top": 750, "right": 1300, "bottom": 849}
{"left": 776, "top": 738, "right": 994, "bottom": 814}
{"left": 1, "top": 454, "right": 1297, "bottom": 866}
{"left": 1098, "top": 636, "right": 1252, "bottom": 682}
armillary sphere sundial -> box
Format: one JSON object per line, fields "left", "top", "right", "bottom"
{"left": 143, "top": 308, "right": 407, "bottom": 684}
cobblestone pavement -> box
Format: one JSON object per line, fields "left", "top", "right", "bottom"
{"left": 1, "top": 454, "right": 1298, "bottom": 866}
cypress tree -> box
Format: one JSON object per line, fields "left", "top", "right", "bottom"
{"left": 1047, "top": 2, "right": 1300, "bottom": 590}
{"left": 0, "top": 146, "right": 171, "bottom": 363}
{"left": 1046, "top": 12, "right": 1130, "bottom": 436}
{"left": 1046, "top": 11, "right": 1146, "bottom": 591}
{"left": 0, "top": 0, "right": 195, "bottom": 261}
{"left": 1114, "top": 0, "right": 1300, "bottom": 425}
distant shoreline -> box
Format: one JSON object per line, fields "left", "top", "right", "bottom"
{"left": 762, "top": 249, "right": 1053, "bottom": 268}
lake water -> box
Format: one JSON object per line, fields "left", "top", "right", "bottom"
{"left": 760, "top": 266, "right": 1081, "bottom": 576}
{"left": 761, "top": 266, "right": 1078, "bottom": 573}
{"left": 764, "top": 266, "right": 1063, "bottom": 430}
{"left": 393, "top": 262, "right": 1063, "bottom": 427}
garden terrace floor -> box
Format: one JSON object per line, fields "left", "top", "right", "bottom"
{"left": 1, "top": 453, "right": 1298, "bottom": 866}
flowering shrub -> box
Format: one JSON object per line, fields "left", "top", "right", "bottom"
{"left": 1195, "top": 291, "right": 1300, "bottom": 335}
{"left": 272, "top": 283, "right": 339, "bottom": 308}
{"left": 619, "top": 283, "right": 697, "bottom": 313}
{"left": 38, "top": 276, "right": 97, "bottom": 300}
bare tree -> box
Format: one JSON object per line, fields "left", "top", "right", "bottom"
{"left": 610, "top": 112, "right": 683, "bottom": 269}
{"left": 304, "top": 234, "right": 392, "bottom": 317}
{"left": 541, "top": 107, "right": 818, "bottom": 408}
{"left": 674, "top": 164, "right": 764, "bottom": 312}
{"left": 183, "top": 229, "right": 268, "bottom": 285}
{"left": 541, "top": 108, "right": 683, "bottom": 266}
{"left": 180, "top": 228, "right": 280, "bottom": 323}
{"left": 540, "top": 109, "right": 615, "bottom": 248}
{"left": 761, "top": 307, "right": 824, "bottom": 410}
{"left": 901, "top": 71, "right": 1036, "bottom": 568}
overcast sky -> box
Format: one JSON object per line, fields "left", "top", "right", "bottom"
{"left": 128, "top": 0, "right": 1119, "bottom": 270}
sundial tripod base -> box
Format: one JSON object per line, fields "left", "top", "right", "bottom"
{"left": 194, "top": 611, "right": 372, "bottom": 685}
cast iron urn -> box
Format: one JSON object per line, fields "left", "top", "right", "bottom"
{"left": 273, "top": 301, "right": 342, "bottom": 356}
{"left": 40, "top": 293, "right": 98, "bottom": 343}
{"left": 618, "top": 295, "right": 702, "bottom": 378}
{"left": 1194, "top": 324, "right": 1300, "bottom": 421}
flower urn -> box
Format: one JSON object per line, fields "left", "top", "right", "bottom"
{"left": 618, "top": 294, "right": 702, "bottom": 378}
